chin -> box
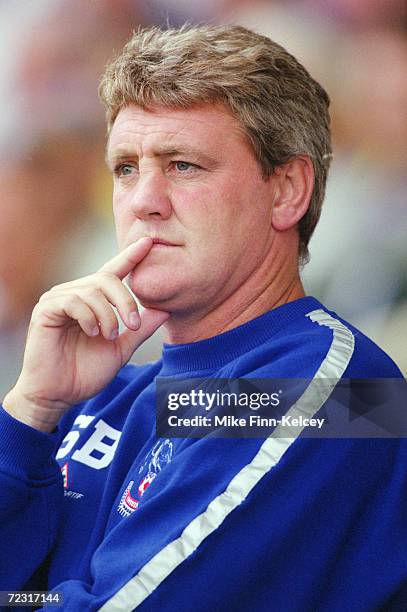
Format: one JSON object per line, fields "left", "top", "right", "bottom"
{"left": 129, "top": 269, "right": 182, "bottom": 309}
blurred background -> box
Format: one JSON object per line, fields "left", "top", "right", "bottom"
{"left": 0, "top": 0, "right": 406, "bottom": 395}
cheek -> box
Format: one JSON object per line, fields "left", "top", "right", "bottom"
{"left": 113, "top": 200, "right": 132, "bottom": 245}
{"left": 113, "top": 219, "right": 131, "bottom": 251}
{"left": 209, "top": 187, "right": 254, "bottom": 239}
{"left": 178, "top": 189, "right": 241, "bottom": 259}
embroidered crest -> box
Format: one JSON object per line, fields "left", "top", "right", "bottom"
{"left": 118, "top": 481, "right": 139, "bottom": 517}
{"left": 117, "top": 439, "right": 173, "bottom": 517}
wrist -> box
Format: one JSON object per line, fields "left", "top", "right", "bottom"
{"left": 2, "top": 387, "right": 69, "bottom": 433}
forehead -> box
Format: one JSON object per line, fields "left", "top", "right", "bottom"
{"left": 107, "top": 103, "right": 249, "bottom": 158}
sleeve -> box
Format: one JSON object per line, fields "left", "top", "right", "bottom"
{"left": 0, "top": 406, "right": 64, "bottom": 591}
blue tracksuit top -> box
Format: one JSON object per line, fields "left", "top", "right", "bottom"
{"left": 0, "top": 296, "right": 406, "bottom": 611}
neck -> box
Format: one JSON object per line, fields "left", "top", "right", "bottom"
{"left": 163, "top": 240, "right": 305, "bottom": 344}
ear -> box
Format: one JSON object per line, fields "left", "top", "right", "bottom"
{"left": 270, "top": 156, "right": 314, "bottom": 232}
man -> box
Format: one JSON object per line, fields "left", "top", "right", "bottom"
{"left": 0, "top": 24, "right": 406, "bottom": 611}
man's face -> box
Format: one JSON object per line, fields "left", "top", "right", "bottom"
{"left": 107, "top": 103, "right": 277, "bottom": 315}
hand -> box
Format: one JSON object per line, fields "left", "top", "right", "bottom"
{"left": 3, "top": 237, "right": 169, "bottom": 432}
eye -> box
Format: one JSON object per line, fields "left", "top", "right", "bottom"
{"left": 120, "top": 164, "right": 134, "bottom": 176}
{"left": 115, "top": 164, "right": 136, "bottom": 177}
{"left": 174, "top": 161, "right": 197, "bottom": 172}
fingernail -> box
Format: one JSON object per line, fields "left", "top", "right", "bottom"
{"left": 129, "top": 312, "right": 141, "bottom": 328}
{"left": 91, "top": 326, "right": 99, "bottom": 336}
{"left": 110, "top": 329, "right": 119, "bottom": 340}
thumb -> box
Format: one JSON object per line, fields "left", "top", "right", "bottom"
{"left": 117, "top": 308, "right": 170, "bottom": 363}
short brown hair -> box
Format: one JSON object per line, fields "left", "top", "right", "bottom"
{"left": 99, "top": 24, "right": 332, "bottom": 262}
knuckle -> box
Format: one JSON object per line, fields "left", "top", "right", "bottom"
{"left": 82, "top": 286, "right": 102, "bottom": 301}
{"left": 39, "top": 285, "right": 63, "bottom": 301}
{"left": 48, "top": 281, "right": 70, "bottom": 293}
{"left": 38, "top": 291, "right": 51, "bottom": 303}
{"left": 46, "top": 284, "right": 60, "bottom": 294}
{"left": 63, "top": 294, "right": 81, "bottom": 309}
{"left": 98, "top": 270, "right": 116, "bottom": 283}
{"left": 31, "top": 302, "right": 44, "bottom": 318}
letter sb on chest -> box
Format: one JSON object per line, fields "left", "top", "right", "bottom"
{"left": 57, "top": 417, "right": 122, "bottom": 469}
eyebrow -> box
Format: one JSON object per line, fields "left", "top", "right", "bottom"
{"left": 106, "top": 145, "right": 220, "bottom": 170}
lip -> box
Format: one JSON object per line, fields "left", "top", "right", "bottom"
{"left": 151, "top": 238, "right": 180, "bottom": 247}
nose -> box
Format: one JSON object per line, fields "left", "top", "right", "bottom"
{"left": 130, "top": 170, "right": 172, "bottom": 220}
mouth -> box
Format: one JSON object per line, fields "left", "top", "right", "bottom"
{"left": 151, "top": 237, "right": 180, "bottom": 248}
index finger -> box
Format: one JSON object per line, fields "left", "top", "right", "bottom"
{"left": 99, "top": 237, "right": 153, "bottom": 280}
